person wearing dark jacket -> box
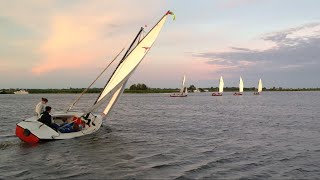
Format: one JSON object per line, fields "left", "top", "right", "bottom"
{"left": 39, "top": 106, "right": 59, "bottom": 131}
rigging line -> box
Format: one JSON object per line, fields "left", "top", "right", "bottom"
{"left": 66, "top": 48, "right": 125, "bottom": 112}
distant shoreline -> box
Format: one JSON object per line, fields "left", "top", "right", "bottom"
{"left": 1, "top": 88, "right": 320, "bottom": 94}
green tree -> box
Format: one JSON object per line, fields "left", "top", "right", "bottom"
{"left": 188, "top": 85, "right": 196, "bottom": 91}
{"left": 129, "top": 84, "right": 137, "bottom": 90}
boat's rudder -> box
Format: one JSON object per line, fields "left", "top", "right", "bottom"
{"left": 16, "top": 125, "right": 40, "bottom": 143}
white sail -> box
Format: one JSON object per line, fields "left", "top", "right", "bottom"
{"left": 218, "top": 76, "right": 224, "bottom": 93}
{"left": 184, "top": 86, "right": 188, "bottom": 94}
{"left": 239, "top": 76, "right": 244, "bottom": 93}
{"left": 102, "top": 80, "right": 128, "bottom": 117}
{"left": 86, "top": 12, "right": 172, "bottom": 113}
{"left": 180, "top": 75, "right": 186, "bottom": 94}
{"left": 258, "top": 78, "right": 262, "bottom": 93}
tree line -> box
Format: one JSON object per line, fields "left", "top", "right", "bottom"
{"left": 1, "top": 85, "right": 320, "bottom": 94}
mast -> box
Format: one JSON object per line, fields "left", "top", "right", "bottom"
{"left": 93, "top": 28, "right": 144, "bottom": 105}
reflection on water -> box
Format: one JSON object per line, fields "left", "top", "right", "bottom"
{"left": 1, "top": 92, "right": 320, "bottom": 179}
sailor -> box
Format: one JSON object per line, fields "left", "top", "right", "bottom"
{"left": 35, "top": 97, "right": 48, "bottom": 117}
{"left": 39, "top": 106, "right": 59, "bottom": 131}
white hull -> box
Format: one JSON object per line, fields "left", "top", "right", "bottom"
{"left": 14, "top": 90, "right": 29, "bottom": 94}
{"left": 16, "top": 111, "right": 102, "bottom": 143}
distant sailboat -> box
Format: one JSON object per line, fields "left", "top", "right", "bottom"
{"left": 212, "top": 76, "right": 224, "bottom": 96}
{"left": 170, "top": 75, "right": 188, "bottom": 97}
{"left": 254, "top": 78, "right": 262, "bottom": 95}
{"left": 234, "top": 76, "right": 243, "bottom": 96}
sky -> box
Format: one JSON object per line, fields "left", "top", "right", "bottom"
{"left": 1, "top": 0, "right": 320, "bottom": 89}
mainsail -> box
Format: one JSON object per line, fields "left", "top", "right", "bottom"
{"left": 218, "top": 76, "right": 224, "bottom": 93}
{"left": 258, "top": 78, "right": 262, "bottom": 93}
{"left": 179, "top": 75, "right": 186, "bottom": 94}
{"left": 85, "top": 11, "right": 173, "bottom": 114}
{"left": 239, "top": 77, "right": 244, "bottom": 93}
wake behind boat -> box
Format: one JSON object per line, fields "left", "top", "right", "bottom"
{"left": 170, "top": 75, "right": 188, "bottom": 97}
{"left": 212, "top": 76, "right": 224, "bottom": 96}
{"left": 15, "top": 11, "right": 174, "bottom": 143}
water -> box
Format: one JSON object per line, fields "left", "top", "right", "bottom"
{"left": 1, "top": 92, "right": 320, "bottom": 179}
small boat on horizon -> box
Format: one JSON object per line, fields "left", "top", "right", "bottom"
{"left": 212, "top": 76, "right": 224, "bottom": 96}
{"left": 14, "top": 90, "right": 29, "bottom": 94}
{"left": 234, "top": 76, "right": 244, "bottom": 96}
{"left": 254, "top": 78, "right": 263, "bottom": 95}
{"left": 170, "top": 75, "right": 188, "bottom": 97}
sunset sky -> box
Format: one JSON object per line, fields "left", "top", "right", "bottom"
{"left": 1, "top": 0, "right": 320, "bottom": 89}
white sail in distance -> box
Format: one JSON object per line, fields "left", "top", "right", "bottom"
{"left": 239, "top": 77, "right": 244, "bottom": 93}
{"left": 180, "top": 75, "right": 186, "bottom": 94}
{"left": 258, "top": 78, "right": 263, "bottom": 93}
{"left": 218, "top": 76, "right": 224, "bottom": 93}
{"left": 86, "top": 11, "right": 173, "bottom": 114}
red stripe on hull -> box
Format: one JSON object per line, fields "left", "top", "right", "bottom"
{"left": 15, "top": 125, "right": 40, "bottom": 143}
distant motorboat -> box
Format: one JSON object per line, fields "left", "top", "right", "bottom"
{"left": 170, "top": 75, "right": 188, "bottom": 97}
{"left": 254, "top": 79, "right": 262, "bottom": 95}
{"left": 212, "top": 76, "right": 224, "bottom": 96}
{"left": 234, "top": 76, "right": 243, "bottom": 96}
{"left": 14, "top": 90, "right": 29, "bottom": 94}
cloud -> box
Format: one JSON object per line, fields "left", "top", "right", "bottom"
{"left": 0, "top": 1, "right": 167, "bottom": 75}
{"left": 194, "top": 22, "right": 320, "bottom": 87}
{"left": 197, "top": 23, "right": 320, "bottom": 69}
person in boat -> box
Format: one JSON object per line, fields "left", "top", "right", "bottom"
{"left": 39, "top": 106, "right": 59, "bottom": 131}
{"left": 58, "top": 116, "right": 84, "bottom": 133}
{"left": 35, "top": 97, "right": 48, "bottom": 117}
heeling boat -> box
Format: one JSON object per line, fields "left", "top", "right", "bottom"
{"left": 254, "top": 78, "right": 262, "bottom": 95}
{"left": 212, "top": 76, "right": 224, "bottom": 96}
{"left": 234, "top": 76, "right": 243, "bottom": 96}
{"left": 170, "top": 75, "right": 188, "bottom": 97}
{"left": 15, "top": 11, "right": 174, "bottom": 143}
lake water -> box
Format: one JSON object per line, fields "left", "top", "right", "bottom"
{"left": 0, "top": 92, "right": 320, "bottom": 179}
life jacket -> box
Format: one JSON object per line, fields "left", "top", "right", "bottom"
{"left": 72, "top": 116, "right": 85, "bottom": 130}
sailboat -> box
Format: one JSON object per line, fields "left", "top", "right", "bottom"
{"left": 212, "top": 76, "right": 224, "bottom": 96}
{"left": 170, "top": 75, "right": 188, "bottom": 97}
{"left": 234, "top": 76, "right": 244, "bottom": 96}
{"left": 254, "top": 78, "right": 262, "bottom": 95}
{"left": 15, "top": 11, "right": 174, "bottom": 143}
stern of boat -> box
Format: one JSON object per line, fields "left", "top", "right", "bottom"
{"left": 16, "top": 124, "right": 40, "bottom": 143}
